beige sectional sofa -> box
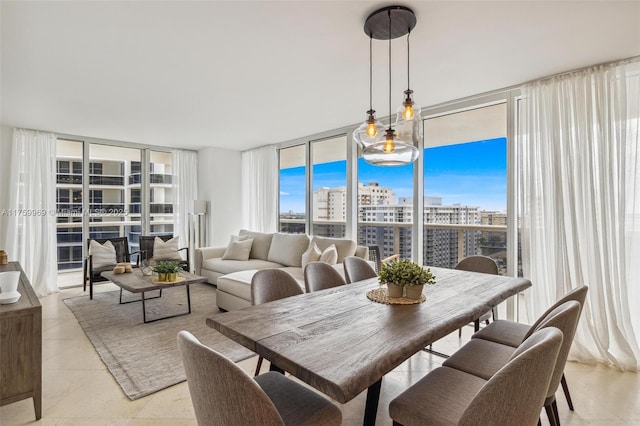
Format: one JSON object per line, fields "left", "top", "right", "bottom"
{"left": 194, "top": 230, "right": 369, "bottom": 311}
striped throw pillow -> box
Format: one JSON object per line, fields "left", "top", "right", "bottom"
{"left": 153, "top": 237, "right": 183, "bottom": 261}
{"left": 89, "top": 240, "right": 117, "bottom": 268}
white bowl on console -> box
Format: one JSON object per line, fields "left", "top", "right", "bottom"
{"left": 0, "top": 271, "right": 21, "bottom": 304}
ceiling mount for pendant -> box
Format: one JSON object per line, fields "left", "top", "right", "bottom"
{"left": 364, "top": 6, "right": 416, "bottom": 40}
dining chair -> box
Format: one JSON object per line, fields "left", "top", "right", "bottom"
{"left": 389, "top": 327, "right": 563, "bottom": 426}
{"left": 177, "top": 331, "right": 342, "bottom": 426}
{"left": 368, "top": 245, "right": 400, "bottom": 274}
{"left": 251, "top": 269, "right": 304, "bottom": 376}
{"left": 443, "top": 300, "right": 581, "bottom": 426}
{"left": 454, "top": 255, "right": 499, "bottom": 336}
{"left": 137, "top": 235, "right": 189, "bottom": 272}
{"left": 472, "top": 285, "right": 588, "bottom": 412}
{"left": 303, "top": 262, "right": 346, "bottom": 292}
{"left": 343, "top": 256, "right": 377, "bottom": 283}
{"left": 83, "top": 236, "right": 131, "bottom": 300}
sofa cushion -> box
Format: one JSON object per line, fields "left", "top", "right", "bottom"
{"left": 221, "top": 238, "right": 253, "bottom": 261}
{"left": 301, "top": 242, "right": 322, "bottom": 269}
{"left": 217, "top": 270, "right": 257, "bottom": 301}
{"left": 202, "top": 258, "right": 284, "bottom": 275}
{"left": 267, "top": 233, "right": 310, "bottom": 267}
{"left": 239, "top": 229, "right": 274, "bottom": 260}
{"left": 319, "top": 244, "right": 338, "bottom": 265}
{"left": 311, "top": 236, "right": 356, "bottom": 263}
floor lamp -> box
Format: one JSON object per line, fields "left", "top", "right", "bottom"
{"left": 193, "top": 200, "right": 207, "bottom": 248}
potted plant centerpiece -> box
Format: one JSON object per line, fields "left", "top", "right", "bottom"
{"left": 379, "top": 259, "right": 436, "bottom": 300}
{"left": 153, "top": 260, "right": 181, "bottom": 282}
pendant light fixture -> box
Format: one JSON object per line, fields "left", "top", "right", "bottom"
{"left": 352, "top": 35, "right": 384, "bottom": 149}
{"left": 360, "top": 6, "right": 419, "bottom": 166}
{"left": 395, "top": 27, "right": 423, "bottom": 146}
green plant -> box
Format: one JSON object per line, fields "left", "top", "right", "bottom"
{"left": 152, "top": 260, "right": 181, "bottom": 274}
{"left": 379, "top": 259, "right": 436, "bottom": 287}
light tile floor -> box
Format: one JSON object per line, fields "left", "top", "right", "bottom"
{"left": 1, "top": 280, "right": 639, "bottom": 425}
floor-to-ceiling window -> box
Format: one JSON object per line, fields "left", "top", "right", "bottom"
{"left": 357, "top": 158, "right": 415, "bottom": 261}
{"left": 279, "top": 144, "right": 307, "bottom": 233}
{"left": 55, "top": 139, "right": 176, "bottom": 271}
{"left": 56, "top": 140, "right": 84, "bottom": 270}
{"left": 422, "top": 102, "right": 508, "bottom": 272}
{"left": 311, "top": 135, "right": 347, "bottom": 238}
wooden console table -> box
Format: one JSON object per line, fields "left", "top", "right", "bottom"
{"left": 0, "top": 262, "right": 42, "bottom": 420}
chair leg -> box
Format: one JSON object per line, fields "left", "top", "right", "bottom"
{"left": 552, "top": 399, "right": 561, "bottom": 426}
{"left": 458, "top": 327, "right": 462, "bottom": 337}
{"left": 561, "top": 373, "right": 575, "bottom": 411}
{"left": 254, "top": 356, "right": 263, "bottom": 376}
{"left": 545, "top": 402, "right": 557, "bottom": 426}
{"left": 474, "top": 319, "right": 480, "bottom": 332}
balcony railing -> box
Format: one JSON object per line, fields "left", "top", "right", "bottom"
{"left": 128, "top": 173, "right": 173, "bottom": 185}
{"left": 279, "top": 218, "right": 507, "bottom": 269}
{"left": 89, "top": 175, "right": 124, "bottom": 186}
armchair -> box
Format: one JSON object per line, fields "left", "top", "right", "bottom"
{"left": 137, "top": 235, "right": 189, "bottom": 272}
{"left": 83, "top": 236, "right": 131, "bottom": 300}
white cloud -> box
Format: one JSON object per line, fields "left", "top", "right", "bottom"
{"left": 280, "top": 191, "right": 289, "bottom": 196}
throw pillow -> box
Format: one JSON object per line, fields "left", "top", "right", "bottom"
{"left": 267, "top": 233, "right": 310, "bottom": 267}
{"left": 229, "top": 234, "right": 251, "bottom": 244}
{"left": 154, "top": 236, "right": 183, "bottom": 261}
{"left": 222, "top": 238, "right": 254, "bottom": 261}
{"left": 319, "top": 244, "right": 338, "bottom": 265}
{"left": 301, "top": 242, "right": 322, "bottom": 269}
{"left": 239, "top": 229, "right": 274, "bottom": 260}
{"left": 89, "top": 240, "right": 117, "bottom": 268}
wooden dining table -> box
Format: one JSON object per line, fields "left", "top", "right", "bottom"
{"left": 206, "top": 266, "right": 531, "bottom": 425}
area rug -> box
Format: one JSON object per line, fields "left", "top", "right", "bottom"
{"left": 63, "top": 283, "right": 255, "bottom": 400}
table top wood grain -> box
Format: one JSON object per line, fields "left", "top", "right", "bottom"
{"left": 207, "top": 266, "right": 531, "bottom": 403}
{"left": 101, "top": 270, "right": 207, "bottom": 293}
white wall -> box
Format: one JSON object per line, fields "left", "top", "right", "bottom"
{"left": 0, "top": 126, "right": 13, "bottom": 246}
{"left": 197, "top": 147, "right": 243, "bottom": 246}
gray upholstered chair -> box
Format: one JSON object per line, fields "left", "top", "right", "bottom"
{"left": 472, "top": 285, "right": 588, "bottom": 412}
{"left": 390, "top": 327, "right": 563, "bottom": 426}
{"left": 177, "top": 331, "right": 342, "bottom": 426}
{"left": 251, "top": 269, "right": 304, "bottom": 375}
{"left": 443, "top": 300, "right": 581, "bottom": 426}
{"left": 303, "top": 262, "right": 346, "bottom": 293}
{"left": 368, "top": 245, "right": 400, "bottom": 274}
{"left": 454, "top": 255, "right": 499, "bottom": 336}
{"left": 343, "top": 256, "right": 377, "bottom": 283}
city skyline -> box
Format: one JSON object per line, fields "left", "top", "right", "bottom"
{"left": 280, "top": 137, "right": 507, "bottom": 214}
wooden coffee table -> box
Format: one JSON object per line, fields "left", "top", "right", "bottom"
{"left": 101, "top": 270, "right": 207, "bottom": 323}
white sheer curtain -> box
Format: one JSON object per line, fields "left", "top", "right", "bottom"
{"left": 241, "top": 145, "right": 278, "bottom": 232}
{"left": 172, "top": 149, "right": 198, "bottom": 254}
{"left": 518, "top": 59, "right": 640, "bottom": 371}
{"left": 3, "top": 129, "right": 58, "bottom": 296}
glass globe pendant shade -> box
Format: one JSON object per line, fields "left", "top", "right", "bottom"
{"left": 353, "top": 110, "right": 385, "bottom": 149}
{"left": 362, "top": 128, "right": 419, "bottom": 166}
{"left": 395, "top": 99, "right": 423, "bottom": 145}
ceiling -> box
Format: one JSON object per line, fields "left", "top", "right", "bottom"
{"left": 2, "top": 1, "right": 639, "bottom": 152}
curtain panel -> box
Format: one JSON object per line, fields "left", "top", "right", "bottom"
{"left": 518, "top": 59, "right": 640, "bottom": 370}
{"left": 241, "top": 145, "right": 278, "bottom": 233}
{"left": 4, "top": 129, "right": 58, "bottom": 296}
{"left": 172, "top": 149, "right": 198, "bottom": 258}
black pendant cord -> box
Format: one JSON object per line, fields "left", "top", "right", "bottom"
{"left": 388, "top": 10, "right": 392, "bottom": 130}
{"left": 369, "top": 34, "right": 373, "bottom": 112}
{"left": 407, "top": 29, "right": 411, "bottom": 92}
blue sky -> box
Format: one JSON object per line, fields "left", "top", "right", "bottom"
{"left": 280, "top": 137, "right": 506, "bottom": 213}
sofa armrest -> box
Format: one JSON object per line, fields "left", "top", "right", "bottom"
{"left": 355, "top": 245, "right": 369, "bottom": 261}
{"left": 195, "top": 246, "right": 227, "bottom": 275}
